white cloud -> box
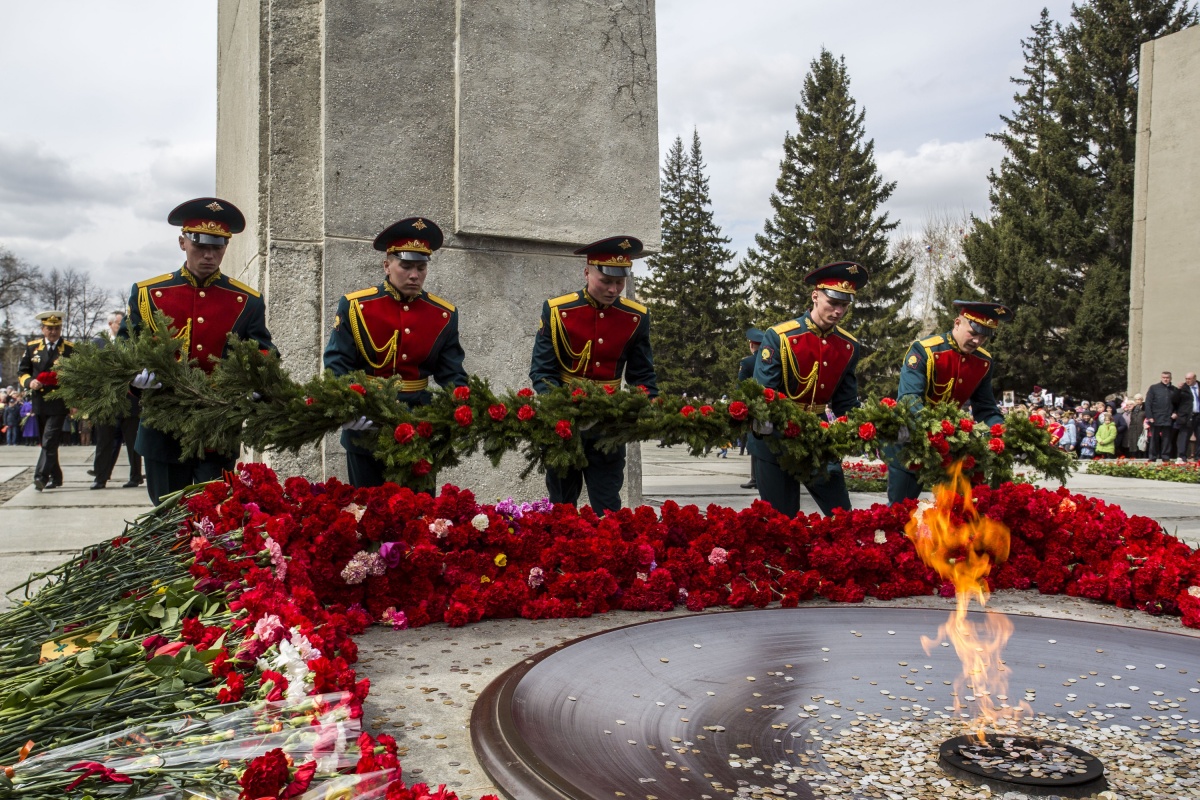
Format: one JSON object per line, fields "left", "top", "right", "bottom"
{"left": 877, "top": 137, "right": 1004, "bottom": 232}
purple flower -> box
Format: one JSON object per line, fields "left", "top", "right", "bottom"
{"left": 379, "top": 541, "right": 405, "bottom": 569}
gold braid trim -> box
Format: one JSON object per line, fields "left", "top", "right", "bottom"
{"left": 924, "top": 343, "right": 954, "bottom": 404}
{"left": 549, "top": 308, "right": 592, "bottom": 377}
{"left": 347, "top": 298, "right": 398, "bottom": 371}
{"left": 779, "top": 341, "right": 819, "bottom": 402}
{"left": 137, "top": 287, "right": 191, "bottom": 355}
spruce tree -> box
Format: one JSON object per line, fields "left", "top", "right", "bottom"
{"left": 641, "top": 130, "right": 745, "bottom": 398}
{"left": 964, "top": 2, "right": 1196, "bottom": 398}
{"left": 741, "top": 49, "right": 915, "bottom": 399}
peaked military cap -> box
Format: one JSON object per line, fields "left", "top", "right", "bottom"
{"left": 36, "top": 310, "right": 65, "bottom": 326}
{"left": 804, "top": 261, "right": 869, "bottom": 302}
{"left": 953, "top": 300, "right": 1013, "bottom": 335}
{"left": 575, "top": 236, "right": 645, "bottom": 277}
{"left": 745, "top": 327, "right": 764, "bottom": 344}
{"left": 168, "top": 197, "right": 246, "bottom": 245}
{"left": 373, "top": 217, "right": 444, "bottom": 261}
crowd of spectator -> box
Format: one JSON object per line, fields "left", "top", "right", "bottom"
{"left": 1020, "top": 370, "right": 1200, "bottom": 462}
{"left": 0, "top": 386, "right": 97, "bottom": 447}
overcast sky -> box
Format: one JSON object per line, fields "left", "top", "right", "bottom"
{"left": 0, "top": 1, "right": 1078, "bottom": 307}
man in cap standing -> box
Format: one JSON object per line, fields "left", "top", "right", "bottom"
{"left": 751, "top": 262, "right": 868, "bottom": 517}
{"left": 122, "top": 197, "right": 274, "bottom": 504}
{"left": 530, "top": 236, "right": 658, "bottom": 514}
{"left": 324, "top": 217, "right": 467, "bottom": 488}
{"left": 886, "top": 300, "right": 1011, "bottom": 504}
{"left": 737, "top": 327, "right": 764, "bottom": 485}
{"left": 18, "top": 310, "right": 74, "bottom": 490}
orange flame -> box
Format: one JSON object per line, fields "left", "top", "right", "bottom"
{"left": 905, "top": 460, "right": 1029, "bottom": 742}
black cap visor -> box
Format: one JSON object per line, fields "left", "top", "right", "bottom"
{"left": 966, "top": 319, "right": 996, "bottom": 338}
{"left": 820, "top": 287, "right": 854, "bottom": 303}
{"left": 395, "top": 251, "right": 430, "bottom": 262}
{"left": 595, "top": 265, "right": 632, "bottom": 278}
{"left": 184, "top": 232, "right": 229, "bottom": 247}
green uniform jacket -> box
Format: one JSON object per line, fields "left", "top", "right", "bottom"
{"left": 895, "top": 333, "right": 1003, "bottom": 426}
{"left": 122, "top": 267, "right": 274, "bottom": 463}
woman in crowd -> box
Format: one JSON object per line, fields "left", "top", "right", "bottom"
{"left": 1125, "top": 393, "right": 1147, "bottom": 458}
{"left": 20, "top": 395, "right": 37, "bottom": 445}
{"left": 1057, "top": 409, "right": 1078, "bottom": 453}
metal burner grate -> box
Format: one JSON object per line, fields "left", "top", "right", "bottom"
{"left": 939, "top": 734, "right": 1106, "bottom": 797}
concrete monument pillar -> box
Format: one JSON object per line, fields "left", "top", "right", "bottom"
{"left": 215, "top": 0, "right": 659, "bottom": 504}
{"left": 1129, "top": 25, "right": 1200, "bottom": 395}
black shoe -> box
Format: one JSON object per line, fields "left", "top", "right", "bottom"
{"left": 33, "top": 475, "right": 45, "bottom": 492}
{"left": 740, "top": 481, "right": 757, "bottom": 490}
{"left": 90, "top": 481, "right": 106, "bottom": 490}
{"left": 43, "top": 480, "right": 59, "bottom": 490}
{"left": 87, "top": 468, "right": 96, "bottom": 476}
{"left": 122, "top": 477, "right": 144, "bottom": 488}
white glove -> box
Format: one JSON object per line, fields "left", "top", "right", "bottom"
{"left": 341, "top": 416, "right": 376, "bottom": 432}
{"left": 251, "top": 392, "right": 263, "bottom": 401}
{"left": 579, "top": 418, "right": 598, "bottom": 432}
{"left": 751, "top": 419, "right": 774, "bottom": 436}
{"left": 896, "top": 425, "right": 910, "bottom": 444}
{"left": 131, "top": 369, "right": 162, "bottom": 390}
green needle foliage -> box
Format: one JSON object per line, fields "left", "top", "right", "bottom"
{"left": 641, "top": 130, "right": 746, "bottom": 398}
{"left": 740, "top": 49, "right": 915, "bottom": 399}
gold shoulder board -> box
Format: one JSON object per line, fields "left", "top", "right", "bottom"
{"left": 225, "top": 277, "right": 262, "bottom": 298}
{"left": 548, "top": 291, "right": 580, "bottom": 307}
{"left": 918, "top": 335, "right": 944, "bottom": 348}
{"left": 770, "top": 320, "right": 802, "bottom": 336}
{"left": 27, "top": 339, "right": 41, "bottom": 346}
{"left": 135, "top": 272, "right": 174, "bottom": 289}
{"left": 345, "top": 287, "right": 379, "bottom": 301}
{"left": 835, "top": 325, "right": 858, "bottom": 343}
{"left": 618, "top": 297, "right": 648, "bottom": 314}
{"left": 425, "top": 292, "right": 456, "bottom": 312}
{"left": 975, "top": 346, "right": 992, "bottom": 359}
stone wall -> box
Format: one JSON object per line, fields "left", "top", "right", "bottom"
{"left": 216, "top": 0, "right": 659, "bottom": 504}
{"left": 1129, "top": 25, "right": 1200, "bottom": 394}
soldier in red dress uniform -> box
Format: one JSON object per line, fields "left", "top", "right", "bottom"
{"left": 529, "top": 236, "right": 658, "bottom": 514}
{"left": 751, "top": 261, "right": 869, "bottom": 517}
{"left": 886, "top": 300, "right": 1012, "bottom": 504}
{"left": 323, "top": 217, "right": 467, "bottom": 488}
{"left": 122, "top": 197, "right": 274, "bottom": 505}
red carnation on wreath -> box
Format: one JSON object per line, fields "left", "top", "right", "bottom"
{"left": 555, "top": 420, "right": 573, "bottom": 439}
{"left": 453, "top": 386, "right": 470, "bottom": 401}
{"left": 571, "top": 388, "right": 587, "bottom": 399}
{"left": 239, "top": 748, "right": 291, "bottom": 800}
{"left": 940, "top": 419, "right": 956, "bottom": 436}
{"left": 988, "top": 437, "right": 1005, "bottom": 453}
{"left": 762, "top": 388, "right": 777, "bottom": 401}
{"left": 961, "top": 454, "right": 976, "bottom": 470}
{"left": 517, "top": 405, "right": 535, "bottom": 421}
{"left": 603, "top": 384, "right": 616, "bottom": 395}
{"left": 990, "top": 423, "right": 1005, "bottom": 436}
{"left": 958, "top": 418, "right": 974, "bottom": 433}
{"left": 728, "top": 401, "right": 748, "bottom": 421}
{"left": 488, "top": 404, "right": 508, "bottom": 421}
{"left": 454, "top": 405, "right": 473, "bottom": 426}
{"left": 304, "top": 397, "right": 315, "bottom": 406}
{"left": 348, "top": 383, "right": 366, "bottom": 395}
{"left": 35, "top": 371, "right": 58, "bottom": 387}
{"left": 394, "top": 423, "right": 415, "bottom": 444}
{"left": 681, "top": 405, "right": 696, "bottom": 418}
{"left": 880, "top": 396, "right": 897, "bottom": 408}
{"left": 412, "top": 459, "right": 432, "bottom": 476}
{"left": 819, "top": 420, "right": 829, "bottom": 429}
{"left": 858, "top": 422, "right": 876, "bottom": 441}
{"left": 700, "top": 405, "right": 713, "bottom": 416}
{"left": 836, "top": 415, "right": 848, "bottom": 424}
{"left": 1030, "top": 414, "right": 1045, "bottom": 428}
{"left": 783, "top": 421, "right": 801, "bottom": 438}
{"left": 416, "top": 421, "right": 433, "bottom": 438}
{"left": 517, "top": 387, "right": 535, "bottom": 398}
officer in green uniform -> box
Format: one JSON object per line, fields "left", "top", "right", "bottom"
{"left": 18, "top": 310, "right": 75, "bottom": 491}
{"left": 530, "top": 236, "right": 658, "bottom": 514}
{"left": 323, "top": 217, "right": 467, "bottom": 488}
{"left": 751, "top": 262, "right": 868, "bottom": 517}
{"left": 737, "top": 327, "right": 764, "bottom": 488}
{"left": 122, "top": 197, "right": 274, "bottom": 505}
{"left": 886, "top": 300, "right": 1012, "bottom": 505}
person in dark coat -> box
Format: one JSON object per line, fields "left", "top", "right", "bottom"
{"left": 1125, "top": 393, "right": 1147, "bottom": 457}
{"left": 737, "top": 327, "right": 763, "bottom": 484}
{"left": 1173, "top": 372, "right": 1200, "bottom": 462}
{"left": 90, "top": 310, "right": 143, "bottom": 489}
{"left": 17, "top": 310, "right": 75, "bottom": 490}
{"left": 1144, "top": 371, "right": 1179, "bottom": 462}
{"left": 122, "top": 197, "right": 274, "bottom": 505}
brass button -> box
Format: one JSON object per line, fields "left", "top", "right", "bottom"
{"left": 599, "top": 312, "right": 605, "bottom": 318}
{"left": 404, "top": 328, "right": 410, "bottom": 334}
{"left": 237, "top": 296, "right": 244, "bottom": 303}
{"left": 821, "top": 339, "right": 827, "bottom": 345}
{"left": 403, "top": 305, "right": 410, "bottom": 311}
{"left": 401, "top": 354, "right": 408, "bottom": 360}
{"left": 597, "top": 338, "right": 604, "bottom": 344}
{"left": 154, "top": 291, "right": 162, "bottom": 297}
{"left": 820, "top": 383, "right": 825, "bottom": 389}
{"left": 822, "top": 361, "right": 828, "bottom": 366}
{"left": 199, "top": 291, "right": 206, "bottom": 298}
{"left": 442, "top": 312, "right": 448, "bottom": 318}
{"left": 196, "top": 344, "right": 204, "bottom": 351}
{"left": 595, "top": 361, "right": 601, "bottom": 367}
{"left": 197, "top": 317, "right": 205, "bottom": 324}
{"left": 561, "top": 312, "right": 567, "bottom": 318}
